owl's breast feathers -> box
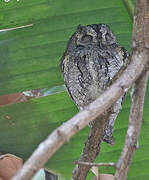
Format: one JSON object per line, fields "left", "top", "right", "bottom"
{"left": 60, "top": 46, "right": 128, "bottom": 108}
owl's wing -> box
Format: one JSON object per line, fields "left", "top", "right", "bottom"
{"left": 60, "top": 31, "right": 78, "bottom": 72}
{"left": 60, "top": 52, "right": 67, "bottom": 73}
{"left": 109, "top": 47, "right": 130, "bottom": 86}
{"left": 60, "top": 53, "right": 80, "bottom": 105}
{"left": 103, "top": 47, "right": 130, "bottom": 144}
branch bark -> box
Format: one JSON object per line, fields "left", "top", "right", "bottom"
{"left": 115, "top": 71, "right": 149, "bottom": 180}
{"left": 11, "top": 49, "right": 149, "bottom": 180}
{"left": 115, "top": 0, "right": 149, "bottom": 179}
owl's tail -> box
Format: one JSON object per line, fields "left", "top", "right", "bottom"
{"left": 102, "top": 96, "right": 123, "bottom": 145}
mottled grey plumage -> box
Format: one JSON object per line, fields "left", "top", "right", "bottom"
{"left": 60, "top": 24, "right": 129, "bottom": 144}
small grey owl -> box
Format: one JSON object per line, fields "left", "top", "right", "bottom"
{"left": 60, "top": 24, "right": 129, "bottom": 144}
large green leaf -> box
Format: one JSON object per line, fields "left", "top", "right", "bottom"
{"left": 0, "top": 0, "right": 131, "bottom": 95}
{"left": 1, "top": 0, "right": 149, "bottom": 180}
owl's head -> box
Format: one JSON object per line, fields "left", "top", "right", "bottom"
{"left": 72, "top": 24, "right": 117, "bottom": 49}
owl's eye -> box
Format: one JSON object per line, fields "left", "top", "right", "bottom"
{"left": 81, "top": 35, "right": 93, "bottom": 42}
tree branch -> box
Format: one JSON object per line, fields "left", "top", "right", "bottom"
{"left": 115, "top": 71, "right": 149, "bottom": 180}
{"left": 114, "top": 0, "right": 149, "bottom": 178}
{"left": 74, "top": 161, "right": 116, "bottom": 167}
{"left": 72, "top": 112, "right": 112, "bottom": 180}
{"left": 11, "top": 47, "right": 149, "bottom": 180}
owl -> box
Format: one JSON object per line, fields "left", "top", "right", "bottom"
{"left": 60, "top": 24, "right": 129, "bottom": 144}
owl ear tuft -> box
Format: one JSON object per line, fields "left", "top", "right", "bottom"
{"left": 77, "top": 24, "right": 83, "bottom": 31}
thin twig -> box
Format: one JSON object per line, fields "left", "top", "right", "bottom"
{"left": 74, "top": 161, "right": 116, "bottom": 167}
{"left": 0, "top": 24, "right": 33, "bottom": 32}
